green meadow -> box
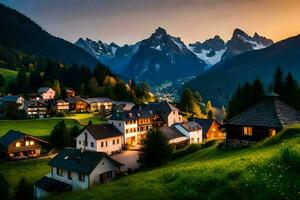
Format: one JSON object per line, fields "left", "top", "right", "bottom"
{"left": 2, "top": 125, "right": 298, "bottom": 200}
{"left": 0, "top": 68, "right": 17, "bottom": 91}
{"left": 0, "top": 114, "right": 105, "bottom": 139}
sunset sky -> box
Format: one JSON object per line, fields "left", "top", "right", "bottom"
{"left": 2, "top": 0, "right": 300, "bottom": 45}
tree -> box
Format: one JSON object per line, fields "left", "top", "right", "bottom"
{"left": 28, "top": 70, "right": 42, "bottom": 92}
{"left": 114, "top": 82, "right": 130, "bottom": 101}
{"left": 193, "top": 91, "right": 202, "bottom": 104}
{"left": 207, "top": 110, "right": 214, "bottom": 119}
{"left": 13, "top": 177, "right": 33, "bottom": 200}
{"left": 15, "top": 68, "right": 28, "bottom": 94}
{"left": 52, "top": 79, "right": 61, "bottom": 98}
{"left": 0, "top": 173, "right": 10, "bottom": 200}
{"left": 179, "top": 88, "right": 204, "bottom": 118}
{"left": 251, "top": 78, "right": 265, "bottom": 104}
{"left": 139, "top": 130, "right": 172, "bottom": 168}
{"left": 283, "top": 72, "right": 300, "bottom": 110}
{"left": 49, "top": 120, "right": 71, "bottom": 149}
{"left": 205, "top": 100, "right": 213, "bottom": 114}
{"left": 0, "top": 73, "right": 5, "bottom": 91}
{"left": 272, "top": 66, "right": 284, "bottom": 95}
{"left": 88, "top": 77, "right": 99, "bottom": 97}
{"left": 69, "top": 125, "right": 81, "bottom": 139}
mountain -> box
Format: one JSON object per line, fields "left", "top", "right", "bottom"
{"left": 122, "top": 27, "right": 206, "bottom": 84}
{"left": 75, "top": 38, "right": 139, "bottom": 72}
{"left": 0, "top": 4, "right": 99, "bottom": 68}
{"left": 188, "top": 29, "right": 273, "bottom": 67}
{"left": 221, "top": 28, "right": 273, "bottom": 61}
{"left": 188, "top": 35, "right": 226, "bottom": 66}
{"left": 186, "top": 34, "right": 300, "bottom": 106}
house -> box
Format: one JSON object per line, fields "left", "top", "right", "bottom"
{"left": 54, "top": 100, "right": 69, "bottom": 113}
{"left": 173, "top": 121, "right": 203, "bottom": 144}
{"left": 112, "top": 101, "right": 135, "bottom": 111}
{"left": 38, "top": 87, "right": 56, "bottom": 100}
{"left": 66, "top": 98, "right": 88, "bottom": 113}
{"left": 86, "top": 97, "right": 112, "bottom": 112}
{"left": 34, "top": 148, "right": 123, "bottom": 199}
{"left": 221, "top": 93, "right": 300, "bottom": 142}
{"left": 148, "top": 102, "right": 183, "bottom": 127}
{"left": 0, "top": 130, "right": 48, "bottom": 160}
{"left": 193, "top": 119, "right": 225, "bottom": 142}
{"left": 24, "top": 100, "right": 49, "bottom": 118}
{"left": 66, "top": 88, "right": 75, "bottom": 98}
{"left": 27, "top": 93, "right": 42, "bottom": 100}
{"left": 76, "top": 124, "right": 123, "bottom": 155}
{"left": 159, "top": 126, "right": 189, "bottom": 149}
{"left": 108, "top": 106, "right": 156, "bottom": 146}
{"left": 1, "top": 95, "right": 24, "bottom": 110}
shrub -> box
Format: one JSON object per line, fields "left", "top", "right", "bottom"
{"left": 0, "top": 173, "right": 10, "bottom": 200}
{"left": 13, "top": 177, "right": 34, "bottom": 200}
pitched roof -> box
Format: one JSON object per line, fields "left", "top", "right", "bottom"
{"left": 159, "top": 127, "right": 188, "bottom": 140}
{"left": 38, "top": 87, "right": 53, "bottom": 93}
{"left": 110, "top": 105, "right": 155, "bottom": 121}
{"left": 0, "top": 130, "right": 48, "bottom": 148}
{"left": 2, "top": 95, "right": 23, "bottom": 102}
{"left": 86, "top": 97, "right": 112, "bottom": 104}
{"left": 34, "top": 176, "right": 72, "bottom": 193}
{"left": 193, "top": 119, "right": 218, "bottom": 134}
{"left": 24, "top": 99, "right": 48, "bottom": 107}
{"left": 148, "top": 102, "right": 179, "bottom": 122}
{"left": 65, "top": 98, "right": 87, "bottom": 104}
{"left": 48, "top": 148, "right": 123, "bottom": 174}
{"left": 224, "top": 96, "right": 300, "bottom": 128}
{"left": 85, "top": 124, "right": 123, "bottom": 140}
{"left": 175, "top": 121, "right": 202, "bottom": 132}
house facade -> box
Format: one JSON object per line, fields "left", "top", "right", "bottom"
{"left": 76, "top": 124, "right": 123, "bottom": 155}
{"left": 0, "top": 130, "right": 48, "bottom": 160}
{"left": 193, "top": 119, "right": 225, "bottom": 142}
{"left": 34, "top": 148, "right": 123, "bottom": 199}
{"left": 24, "top": 100, "right": 49, "bottom": 118}
{"left": 86, "top": 97, "right": 112, "bottom": 112}
{"left": 173, "top": 121, "right": 203, "bottom": 144}
{"left": 66, "top": 98, "right": 88, "bottom": 113}
{"left": 55, "top": 100, "right": 69, "bottom": 113}
{"left": 221, "top": 93, "right": 300, "bottom": 142}
{"left": 38, "top": 87, "right": 56, "bottom": 100}
{"left": 159, "top": 126, "right": 189, "bottom": 149}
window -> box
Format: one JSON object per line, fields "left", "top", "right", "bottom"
{"left": 91, "top": 142, "right": 94, "bottom": 147}
{"left": 106, "top": 141, "right": 108, "bottom": 147}
{"left": 113, "top": 140, "right": 115, "bottom": 145}
{"left": 15, "top": 142, "right": 21, "bottom": 148}
{"left": 119, "top": 123, "right": 121, "bottom": 126}
{"left": 79, "top": 173, "right": 85, "bottom": 182}
{"left": 57, "top": 168, "right": 63, "bottom": 176}
{"left": 79, "top": 140, "right": 81, "bottom": 145}
{"left": 243, "top": 127, "right": 253, "bottom": 136}
{"left": 101, "top": 142, "right": 104, "bottom": 147}
{"left": 117, "top": 139, "right": 120, "bottom": 144}
{"left": 25, "top": 141, "right": 30, "bottom": 146}
{"left": 30, "top": 140, "right": 35, "bottom": 146}
{"left": 269, "top": 129, "right": 276, "bottom": 137}
{"left": 68, "top": 171, "right": 72, "bottom": 180}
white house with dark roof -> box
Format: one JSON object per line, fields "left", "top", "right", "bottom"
{"left": 76, "top": 124, "right": 123, "bottom": 155}
{"left": 159, "top": 126, "right": 189, "bottom": 149}
{"left": 1, "top": 95, "right": 24, "bottom": 110}
{"left": 38, "top": 87, "right": 56, "bottom": 100}
{"left": 173, "top": 121, "right": 203, "bottom": 144}
{"left": 34, "top": 147, "right": 123, "bottom": 199}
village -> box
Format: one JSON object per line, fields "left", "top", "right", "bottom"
{"left": 1, "top": 85, "right": 300, "bottom": 199}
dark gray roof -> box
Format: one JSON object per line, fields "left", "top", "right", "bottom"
{"left": 2, "top": 95, "right": 22, "bottom": 103}
{"left": 110, "top": 105, "right": 155, "bottom": 121}
{"left": 24, "top": 100, "right": 48, "bottom": 107}
{"left": 175, "top": 121, "right": 202, "bottom": 132}
{"left": 48, "top": 148, "right": 123, "bottom": 174}
{"left": 193, "top": 119, "right": 218, "bottom": 134}
{"left": 159, "top": 127, "right": 188, "bottom": 140}
{"left": 86, "top": 124, "right": 123, "bottom": 140}
{"left": 34, "top": 176, "right": 71, "bottom": 193}
{"left": 86, "top": 97, "right": 112, "bottom": 104}
{"left": 38, "top": 87, "right": 52, "bottom": 93}
{"left": 148, "top": 102, "right": 179, "bottom": 122}
{"left": 224, "top": 96, "right": 300, "bottom": 128}
{"left": 0, "top": 130, "right": 48, "bottom": 148}
{"left": 65, "top": 98, "right": 87, "bottom": 104}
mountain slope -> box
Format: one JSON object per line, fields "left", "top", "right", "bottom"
{"left": 122, "top": 27, "right": 206, "bottom": 84}
{"left": 186, "top": 34, "right": 300, "bottom": 106}
{"left": 0, "top": 4, "right": 99, "bottom": 67}
{"left": 46, "top": 127, "right": 300, "bottom": 200}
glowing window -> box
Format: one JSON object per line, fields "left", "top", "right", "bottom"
{"left": 25, "top": 141, "right": 30, "bottom": 146}
{"left": 30, "top": 141, "right": 35, "bottom": 146}
{"left": 243, "top": 127, "right": 252, "bottom": 136}
{"left": 15, "top": 142, "right": 21, "bottom": 147}
{"left": 269, "top": 129, "right": 276, "bottom": 137}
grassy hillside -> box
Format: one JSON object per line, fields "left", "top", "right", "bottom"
{"left": 0, "top": 114, "right": 104, "bottom": 139}
{"left": 0, "top": 68, "right": 17, "bottom": 91}
{"left": 39, "top": 126, "right": 300, "bottom": 200}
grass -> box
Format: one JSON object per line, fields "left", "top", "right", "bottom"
{"left": 0, "top": 68, "right": 17, "bottom": 91}
{"left": 44, "top": 126, "right": 300, "bottom": 200}
{"left": 0, "top": 113, "right": 106, "bottom": 139}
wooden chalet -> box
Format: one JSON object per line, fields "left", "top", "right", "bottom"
{"left": 66, "top": 98, "right": 88, "bottom": 113}
{"left": 0, "top": 130, "right": 48, "bottom": 160}
{"left": 221, "top": 93, "right": 300, "bottom": 141}
{"left": 193, "top": 119, "right": 225, "bottom": 141}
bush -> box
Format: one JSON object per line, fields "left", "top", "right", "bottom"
{"left": 0, "top": 173, "right": 10, "bottom": 200}
{"left": 13, "top": 177, "right": 34, "bottom": 200}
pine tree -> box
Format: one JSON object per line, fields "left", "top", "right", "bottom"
{"left": 283, "top": 72, "right": 300, "bottom": 110}
{"left": 205, "top": 100, "right": 213, "bottom": 114}
{"left": 193, "top": 91, "right": 202, "bottom": 104}
{"left": 13, "top": 177, "right": 33, "bottom": 200}
{"left": 0, "top": 73, "right": 5, "bottom": 91}
{"left": 28, "top": 70, "right": 42, "bottom": 92}
{"left": 52, "top": 79, "right": 61, "bottom": 98}
{"left": 15, "top": 68, "right": 28, "bottom": 94}
{"left": 88, "top": 77, "right": 99, "bottom": 97}
{"left": 272, "top": 66, "right": 284, "bottom": 96}
{"left": 251, "top": 78, "right": 265, "bottom": 104}
{"left": 49, "top": 120, "right": 71, "bottom": 149}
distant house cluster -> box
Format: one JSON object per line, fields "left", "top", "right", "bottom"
{"left": 0, "top": 87, "right": 113, "bottom": 118}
